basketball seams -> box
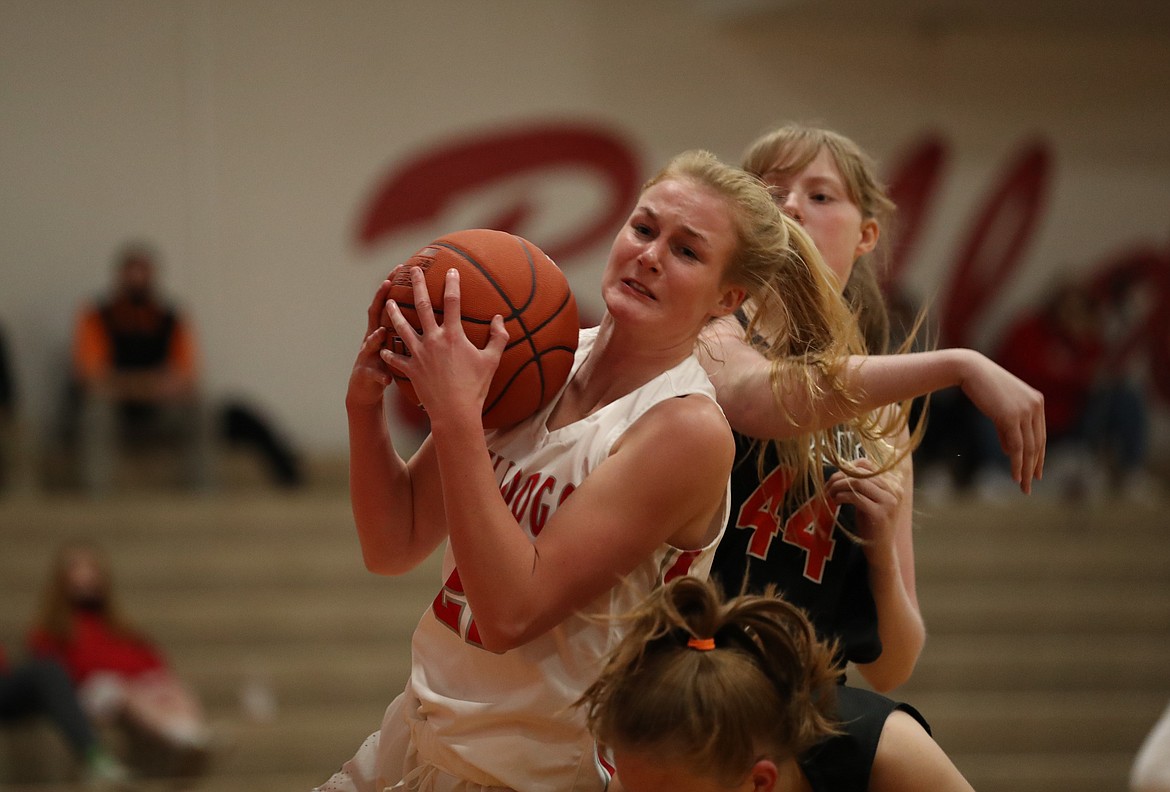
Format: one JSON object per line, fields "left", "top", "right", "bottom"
{"left": 397, "top": 235, "right": 569, "bottom": 330}
{"left": 388, "top": 228, "right": 578, "bottom": 428}
{"left": 433, "top": 238, "right": 534, "bottom": 319}
{"left": 482, "top": 350, "right": 573, "bottom": 419}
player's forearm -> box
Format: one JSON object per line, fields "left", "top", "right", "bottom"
{"left": 858, "top": 540, "right": 924, "bottom": 692}
{"left": 703, "top": 321, "right": 978, "bottom": 439}
{"left": 777, "top": 349, "right": 976, "bottom": 434}
{"left": 347, "top": 401, "right": 423, "bottom": 575}
{"left": 428, "top": 411, "right": 547, "bottom": 652}
{"left": 839, "top": 349, "right": 978, "bottom": 415}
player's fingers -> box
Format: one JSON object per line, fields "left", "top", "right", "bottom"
{"left": 441, "top": 268, "right": 466, "bottom": 337}
{"left": 999, "top": 422, "right": 1025, "bottom": 490}
{"left": 829, "top": 486, "right": 878, "bottom": 510}
{"left": 379, "top": 346, "right": 409, "bottom": 378}
{"left": 410, "top": 266, "right": 440, "bottom": 334}
{"left": 379, "top": 330, "right": 414, "bottom": 377}
{"left": 841, "top": 476, "right": 896, "bottom": 506}
{"left": 483, "top": 314, "right": 508, "bottom": 360}
{"left": 828, "top": 476, "right": 871, "bottom": 503}
{"left": 1019, "top": 417, "right": 1038, "bottom": 495}
{"left": 1034, "top": 403, "right": 1047, "bottom": 480}
{"left": 359, "top": 326, "right": 387, "bottom": 355}
{"left": 361, "top": 361, "right": 393, "bottom": 388}
{"left": 866, "top": 470, "right": 900, "bottom": 500}
{"left": 384, "top": 299, "right": 421, "bottom": 355}
{"left": 849, "top": 458, "right": 878, "bottom": 474}
{"left": 367, "top": 278, "right": 393, "bottom": 334}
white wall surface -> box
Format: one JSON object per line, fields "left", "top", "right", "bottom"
{"left": 2, "top": 0, "right": 1168, "bottom": 453}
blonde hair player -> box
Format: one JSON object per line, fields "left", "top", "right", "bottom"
{"left": 704, "top": 123, "right": 1047, "bottom": 690}
{"left": 315, "top": 150, "right": 862, "bottom": 792}
{"left": 579, "top": 575, "right": 976, "bottom": 792}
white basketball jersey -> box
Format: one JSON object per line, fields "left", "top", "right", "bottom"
{"left": 406, "top": 326, "right": 730, "bottom": 791}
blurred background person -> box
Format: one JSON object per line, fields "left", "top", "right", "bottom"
{"left": 972, "top": 278, "right": 1157, "bottom": 502}
{"left": 1, "top": 642, "right": 131, "bottom": 787}
{"left": 0, "top": 320, "right": 17, "bottom": 492}
{"left": 26, "top": 542, "right": 211, "bottom": 778}
{"left": 69, "top": 242, "right": 214, "bottom": 494}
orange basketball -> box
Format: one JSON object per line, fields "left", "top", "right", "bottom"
{"left": 386, "top": 229, "right": 579, "bottom": 429}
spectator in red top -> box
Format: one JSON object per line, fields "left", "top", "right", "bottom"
{"left": 974, "top": 280, "right": 1154, "bottom": 500}
{"left": 27, "top": 542, "right": 210, "bottom": 776}
{"left": 995, "top": 282, "right": 1105, "bottom": 436}
{"left": 1, "top": 642, "right": 130, "bottom": 785}
{"left": 70, "top": 242, "right": 214, "bottom": 493}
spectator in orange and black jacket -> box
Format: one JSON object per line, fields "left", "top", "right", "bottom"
{"left": 70, "top": 242, "right": 212, "bottom": 492}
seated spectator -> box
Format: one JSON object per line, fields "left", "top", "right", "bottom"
{"left": 70, "top": 242, "right": 213, "bottom": 493}
{"left": 0, "top": 321, "right": 39, "bottom": 495}
{"left": 0, "top": 321, "right": 17, "bottom": 491}
{"left": 974, "top": 279, "right": 1157, "bottom": 502}
{"left": 221, "top": 399, "right": 305, "bottom": 488}
{"left": 27, "top": 542, "right": 210, "bottom": 778}
{"left": 1, "top": 643, "right": 130, "bottom": 786}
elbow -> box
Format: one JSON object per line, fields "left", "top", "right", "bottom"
{"left": 862, "top": 633, "right": 926, "bottom": 693}
{"left": 358, "top": 541, "right": 412, "bottom": 576}
{"left": 360, "top": 548, "right": 395, "bottom": 575}
{"left": 475, "top": 632, "right": 519, "bottom": 655}
{"left": 472, "top": 617, "right": 535, "bottom": 654}
{"left": 863, "top": 661, "right": 915, "bottom": 693}
{"left": 469, "top": 604, "right": 549, "bottom": 653}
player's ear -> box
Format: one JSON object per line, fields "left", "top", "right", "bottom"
{"left": 853, "top": 216, "right": 879, "bottom": 259}
{"left": 712, "top": 284, "right": 747, "bottom": 319}
{"left": 747, "top": 759, "right": 778, "bottom": 792}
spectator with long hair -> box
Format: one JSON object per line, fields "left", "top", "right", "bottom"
{"left": 26, "top": 542, "right": 209, "bottom": 777}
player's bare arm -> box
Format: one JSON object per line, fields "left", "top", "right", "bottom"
{"left": 834, "top": 443, "right": 924, "bottom": 690}
{"left": 346, "top": 277, "right": 452, "bottom": 575}
{"left": 700, "top": 319, "right": 1046, "bottom": 491}
{"left": 869, "top": 710, "right": 976, "bottom": 792}
{"left": 436, "top": 395, "right": 734, "bottom": 653}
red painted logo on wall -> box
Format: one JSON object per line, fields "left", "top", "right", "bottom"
{"left": 355, "top": 120, "right": 1170, "bottom": 424}
{"left": 356, "top": 122, "right": 641, "bottom": 263}
{"left": 355, "top": 122, "right": 640, "bottom": 427}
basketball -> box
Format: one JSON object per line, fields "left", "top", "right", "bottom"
{"left": 386, "top": 228, "right": 579, "bottom": 429}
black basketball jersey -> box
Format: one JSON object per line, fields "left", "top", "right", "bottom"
{"left": 800, "top": 685, "right": 931, "bottom": 792}
{"left": 711, "top": 431, "right": 882, "bottom": 666}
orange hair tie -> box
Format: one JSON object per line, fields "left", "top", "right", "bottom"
{"left": 687, "top": 637, "right": 716, "bottom": 651}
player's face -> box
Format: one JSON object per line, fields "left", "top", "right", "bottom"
{"left": 762, "top": 148, "right": 877, "bottom": 291}
{"left": 612, "top": 749, "right": 779, "bottom": 792}
{"left": 601, "top": 178, "right": 745, "bottom": 343}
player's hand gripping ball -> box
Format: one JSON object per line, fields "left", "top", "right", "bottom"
{"left": 386, "top": 229, "right": 579, "bottom": 429}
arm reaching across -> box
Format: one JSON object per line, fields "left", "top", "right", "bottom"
{"left": 701, "top": 316, "right": 1046, "bottom": 492}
